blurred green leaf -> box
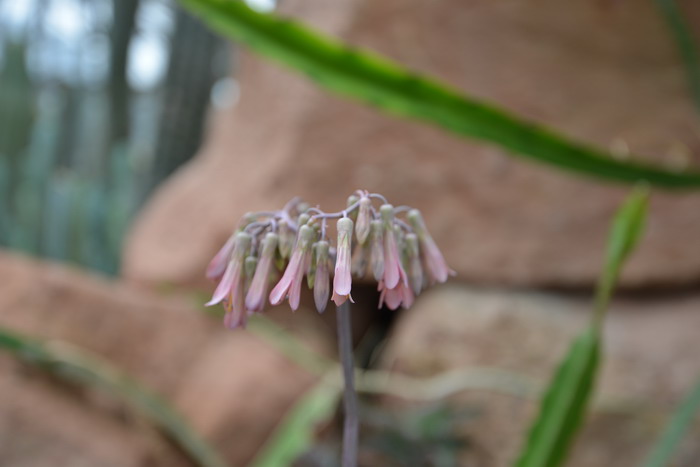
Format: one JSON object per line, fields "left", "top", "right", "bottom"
{"left": 654, "top": 0, "right": 700, "bottom": 113}
{"left": 0, "top": 327, "right": 227, "bottom": 467}
{"left": 643, "top": 375, "right": 700, "bottom": 467}
{"left": 252, "top": 377, "right": 341, "bottom": 467}
{"left": 516, "top": 187, "right": 649, "bottom": 467}
{"left": 593, "top": 185, "right": 650, "bottom": 326}
{"left": 515, "top": 329, "right": 600, "bottom": 467}
{"left": 178, "top": 0, "right": 700, "bottom": 188}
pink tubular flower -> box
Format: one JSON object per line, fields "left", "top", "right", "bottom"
{"left": 313, "top": 241, "right": 330, "bottom": 313}
{"left": 380, "top": 205, "right": 402, "bottom": 289}
{"left": 407, "top": 209, "right": 451, "bottom": 284}
{"left": 269, "top": 225, "right": 315, "bottom": 310}
{"left": 332, "top": 217, "right": 354, "bottom": 306}
{"left": 205, "top": 232, "right": 252, "bottom": 329}
{"left": 377, "top": 274, "right": 414, "bottom": 310}
{"left": 245, "top": 232, "right": 278, "bottom": 313}
{"left": 206, "top": 234, "right": 237, "bottom": 280}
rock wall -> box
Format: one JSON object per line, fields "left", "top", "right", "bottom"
{"left": 124, "top": 0, "right": 700, "bottom": 289}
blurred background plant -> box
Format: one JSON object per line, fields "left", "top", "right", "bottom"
{"left": 0, "top": 0, "right": 230, "bottom": 274}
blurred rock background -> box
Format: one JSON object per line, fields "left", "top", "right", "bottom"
{"left": 2, "top": 0, "right": 700, "bottom": 466}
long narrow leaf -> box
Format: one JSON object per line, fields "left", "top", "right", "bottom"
{"left": 593, "top": 185, "right": 650, "bottom": 326}
{"left": 643, "top": 375, "right": 700, "bottom": 467}
{"left": 515, "top": 187, "right": 650, "bottom": 467}
{"left": 178, "top": 0, "right": 700, "bottom": 188}
{"left": 515, "top": 329, "right": 600, "bottom": 467}
{"left": 252, "top": 377, "right": 341, "bottom": 467}
{"left": 0, "top": 328, "right": 227, "bottom": 467}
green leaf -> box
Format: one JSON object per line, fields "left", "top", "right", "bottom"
{"left": 0, "top": 328, "right": 227, "bottom": 467}
{"left": 593, "top": 185, "right": 650, "bottom": 326}
{"left": 654, "top": 0, "right": 700, "bottom": 113}
{"left": 177, "top": 0, "right": 700, "bottom": 188}
{"left": 643, "top": 375, "right": 700, "bottom": 467}
{"left": 516, "top": 186, "right": 649, "bottom": 467}
{"left": 251, "top": 378, "right": 341, "bottom": 467}
{"left": 515, "top": 328, "right": 601, "bottom": 467}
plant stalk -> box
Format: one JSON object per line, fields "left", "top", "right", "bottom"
{"left": 336, "top": 301, "right": 358, "bottom": 467}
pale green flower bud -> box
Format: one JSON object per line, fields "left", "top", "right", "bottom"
{"left": 355, "top": 197, "right": 372, "bottom": 244}
{"left": 369, "top": 220, "right": 384, "bottom": 282}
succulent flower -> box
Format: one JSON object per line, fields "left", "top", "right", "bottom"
{"left": 332, "top": 217, "right": 354, "bottom": 306}
{"left": 245, "top": 232, "right": 278, "bottom": 313}
{"left": 269, "top": 225, "right": 315, "bottom": 310}
{"left": 205, "top": 191, "right": 451, "bottom": 327}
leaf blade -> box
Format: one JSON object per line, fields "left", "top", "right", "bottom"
{"left": 178, "top": 0, "right": 700, "bottom": 188}
{"left": 252, "top": 378, "right": 342, "bottom": 467}
{"left": 515, "top": 328, "right": 600, "bottom": 467}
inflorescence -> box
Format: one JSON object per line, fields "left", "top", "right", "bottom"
{"left": 205, "top": 190, "right": 452, "bottom": 329}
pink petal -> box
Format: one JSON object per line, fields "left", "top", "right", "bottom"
{"left": 245, "top": 254, "right": 273, "bottom": 312}
{"left": 383, "top": 229, "right": 401, "bottom": 289}
{"left": 383, "top": 286, "right": 403, "bottom": 310}
{"left": 206, "top": 259, "right": 239, "bottom": 306}
{"left": 269, "top": 249, "right": 302, "bottom": 305}
{"left": 206, "top": 235, "right": 236, "bottom": 280}
{"left": 288, "top": 252, "right": 307, "bottom": 310}
{"left": 332, "top": 290, "right": 348, "bottom": 307}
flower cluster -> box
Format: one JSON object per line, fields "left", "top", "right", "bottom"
{"left": 205, "top": 191, "right": 452, "bottom": 328}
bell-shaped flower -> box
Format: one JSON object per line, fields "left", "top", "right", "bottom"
{"left": 245, "top": 233, "right": 278, "bottom": 313}
{"left": 313, "top": 241, "right": 331, "bottom": 313}
{"left": 380, "top": 205, "right": 402, "bottom": 289}
{"left": 206, "top": 234, "right": 237, "bottom": 280}
{"left": 332, "top": 217, "right": 354, "bottom": 306}
{"left": 269, "top": 225, "right": 315, "bottom": 310}
{"left": 205, "top": 232, "right": 252, "bottom": 329}
{"left": 407, "top": 209, "right": 451, "bottom": 284}
{"left": 377, "top": 275, "right": 414, "bottom": 310}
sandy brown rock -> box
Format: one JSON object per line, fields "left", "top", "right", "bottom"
{"left": 380, "top": 285, "right": 700, "bottom": 466}
{"left": 123, "top": 0, "right": 700, "bottom": 289}
{"left": 0, "top": 250, "right": 331, "bottom": 466}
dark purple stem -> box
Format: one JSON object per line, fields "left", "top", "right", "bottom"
{"left": 336, "top": 301, "right": 358, "bottom": 467}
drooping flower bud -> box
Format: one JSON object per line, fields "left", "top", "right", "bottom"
{"left": 351, "top": 242, "right": 369, "bottom": 278}
{"left": 405, "top": 233, "right": 423, "bottom": 296}
{"left": 346, "top": 195, "right": 360, "bottom": 222}
{"left": 355, "top": 197, "right": 372, "bottom": 244}
{"left": 206, "top": 234, "right": 237, "bottom": 280}
{"left": 245, "top": 232, "right": 278, "bottom": 313}
{"left": 269, "top": 225, "right": 315, "bottom": 310}
{"left": 277, "top": 219, "right": 294, "bottom": 259}
{"left": 244, "top": 256, "right": 258, "bottom": 279}
{"left": 369, "top": 220, "right": 384, "bottom": 282}
{"left": 332, "top": 217, "right": 354, "bottom": 306}
{"left": 407, "top": 209, "right": 450, "bottom": 284}
{"left": 313, "top": 241, "right": 330, "bottom": 313}
{"left": 206, "top": 232, "right": 252, "bottom": 329}
{"left": 297, "top": 213, "right": 310, "bottom": 227}
{"left": 380, "top": 204, "right": 402, "bottom": 289}
{"left": 306, "top": 243, "right": 317, "bottom": 290}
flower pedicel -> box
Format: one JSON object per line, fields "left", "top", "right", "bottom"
{"left": 205, "top": 191, "right": 452, "bottom": 328}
